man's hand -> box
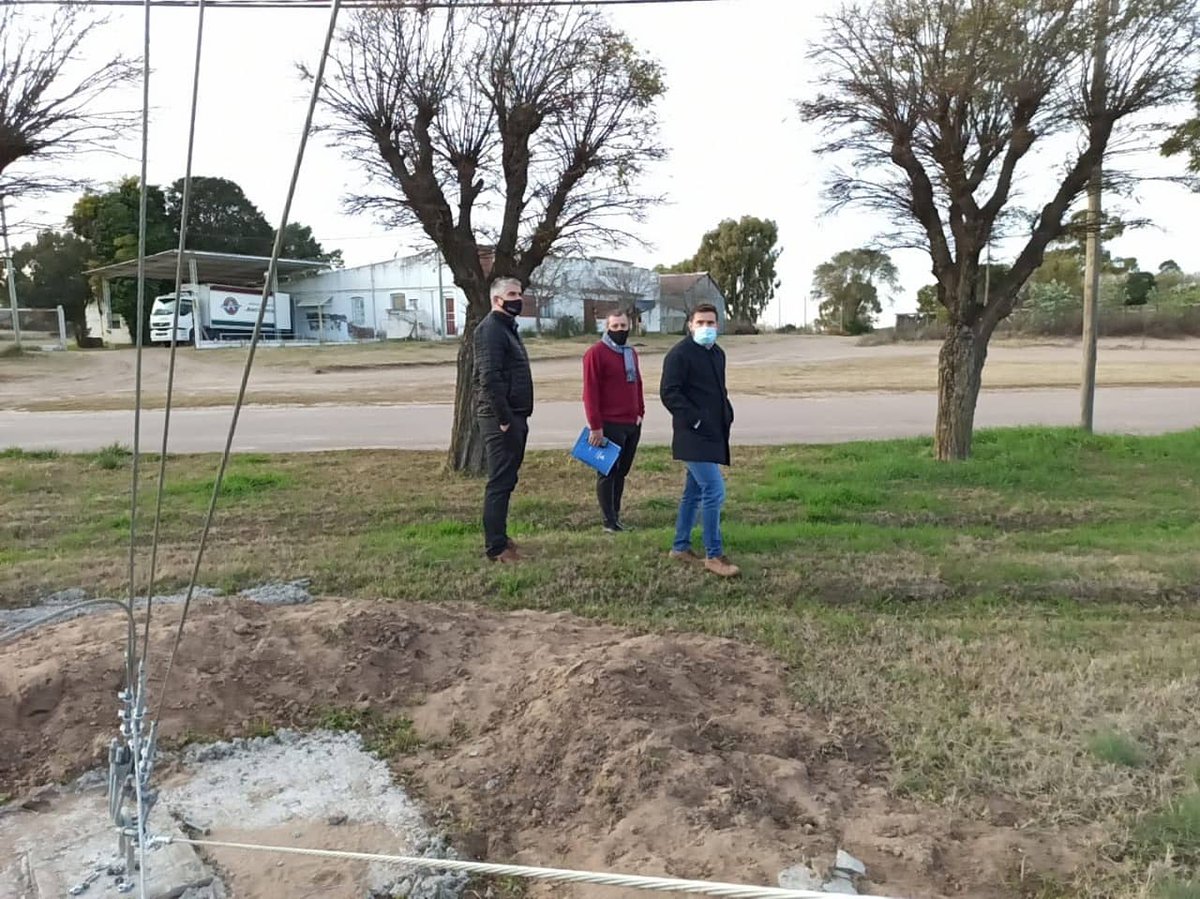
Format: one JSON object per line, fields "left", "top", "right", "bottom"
{"left": 636, "top": 416, "right": 643, "bottom": 426}
{"left": 588, "top": 429, "right": 606, "bottom": 447}
{"left": 500, "top": 423, "right": 510, "bottom": 433}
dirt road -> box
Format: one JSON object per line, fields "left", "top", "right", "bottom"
{"left": 2, "top": 334, "right": 1199, "bottom": 411}
{"left": 3, "top": 335, "right": 1197, "bottom": 451}
{"left": 4, "top": 387, "right": 1198, "bottom": 453}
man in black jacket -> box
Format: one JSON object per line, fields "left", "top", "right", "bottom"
{"left": 473, "top": 276, "right": 534, "bottom": 563}
{"left": 659, "top": 303, "right": 739, "bottom": 577}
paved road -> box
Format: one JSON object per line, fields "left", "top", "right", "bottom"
{"left": 3, "top": 387, "right": 1198, "bottom": 454}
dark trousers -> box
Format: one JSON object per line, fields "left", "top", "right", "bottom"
{"left": 481, "top": 414, "right": 528, "bottom": 557}
{"left": 596, "top": 421, "right": 641, "bottom": 527}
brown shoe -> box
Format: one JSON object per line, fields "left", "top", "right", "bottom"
{"left": 703, "top": 556, "right": 740, "bottom": 577}
{"left": 490, "top": 547, "right": 521, "bottom": 564}
{"left": 669, "top": 549, "right": 701, "bottom": 563}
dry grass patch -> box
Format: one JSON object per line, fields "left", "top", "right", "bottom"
{"left": 4, "top": 429, "right": 1200, "bottom": 895}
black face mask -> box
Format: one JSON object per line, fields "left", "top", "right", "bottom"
{"left": 501, "top": 299, "right": 524, "bottom": 317}
{"left": 607, "top": 329, "right": 629, "bottom": 346}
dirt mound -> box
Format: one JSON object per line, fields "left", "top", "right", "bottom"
{"left": 1, "top": 599, "right": 1085, "bottom": 898}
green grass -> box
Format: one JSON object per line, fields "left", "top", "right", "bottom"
{"left": 315, "top": 706, "right": 423, "bottom": 758}
{"left": 1, "top": 447, "right": 61, "bottom": 460}
{"left": 1089, "top": 730, "right": 1151, "bottom": 769}
{"left": 244, "top": 718, "right": 277, "bottom": 739}
{"left": 3, "top": 427, "right": 1200, "bottom": 895}
{"left": 1156, "top": 878, "right": 1200, "bottom": 899}
{"left": 1133, "top": 793, "right": 1200, "bottom": 867}
{"left": 91, "top": 442, "right": 132, "bottom": 471}
{"left": 165, "top": 469, "right": 292, "bottom": 502}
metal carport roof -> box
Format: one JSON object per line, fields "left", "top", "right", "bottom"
{"left": 85, "top": 249, "right": 330, "bottom": 286}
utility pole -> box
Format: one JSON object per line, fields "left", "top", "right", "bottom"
{"left": 984, "top": 242, "right": 992, "bottom": 307}
{"left": 0, "top": 196, "right": 22, "bottom": 350}
{"left": 1081, "top": 0, "right": 1114, "bottom": 432}
{"left": 436, "top": 253, "right": 446, "bottom": 337}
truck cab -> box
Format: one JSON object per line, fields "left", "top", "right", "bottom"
{"left": 149, "top": 292, "right": 195, "bottom": 345}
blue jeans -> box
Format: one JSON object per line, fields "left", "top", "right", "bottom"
{"left": 672, "top": 462, "right": 725, "bottom": 558}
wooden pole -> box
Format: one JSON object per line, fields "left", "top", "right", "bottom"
{"left": 0, "top": 197, "right": 22, "bottom": 349}
{"left": 1081, "top": 0, "right": 1114, "bottom": 432}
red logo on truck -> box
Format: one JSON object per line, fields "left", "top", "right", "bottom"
{"left": 222, "top": 296, "right": 240, "bottom": 316}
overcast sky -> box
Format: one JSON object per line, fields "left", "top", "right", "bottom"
{"left": 8, "top": 0, "right": 1200, "bottom": 326}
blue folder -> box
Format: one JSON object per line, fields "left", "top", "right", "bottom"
{"left": 571, "top": 427, "right": 623, "bottom": 476}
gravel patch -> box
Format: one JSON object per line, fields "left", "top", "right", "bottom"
{"left": 0, "top": 580, "right": 312, "bottom": 635}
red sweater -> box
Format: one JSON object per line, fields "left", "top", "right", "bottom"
{"left": 582, "top": 341, "right": 645, "bottom": 429}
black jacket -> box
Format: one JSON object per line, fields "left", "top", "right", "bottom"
{"left": 659, "top": 337, "right": 734, "bottom": 465}
{"left": 473, "top": 310, "right": 534, "bottom": 423}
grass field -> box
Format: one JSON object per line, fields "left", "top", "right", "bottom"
{"left": 3, "top": 427, "right": 1200, "bottom": 896}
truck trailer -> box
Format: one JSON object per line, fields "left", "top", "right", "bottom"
{"left": 149, "top": 284, "right": 293, "bottom": 345}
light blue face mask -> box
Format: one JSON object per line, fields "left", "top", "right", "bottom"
{"left": 692, "top": 325, "right": 718, "bottom": 347}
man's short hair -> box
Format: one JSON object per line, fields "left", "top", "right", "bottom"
{"left": 689, "top": 303, "right": 719, "bottom": 322}
{"left": 606, "top": 309, "right": 631, "bottom": 325}
{"left": 490, "top": 277, "right": 523, "bottom": 300}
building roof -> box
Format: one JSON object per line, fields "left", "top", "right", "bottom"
{"left": 85, "top": 250, "right": 330, "bottom": 286}
{"left": 658, "top": 272, "right": 716, "bottom": 296}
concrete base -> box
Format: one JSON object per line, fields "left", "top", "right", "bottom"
{"left": 0, "top": 789, "right": 218, "bottom": 899}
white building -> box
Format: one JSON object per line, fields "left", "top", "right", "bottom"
{"left": 84, "top": 299, "right": 132, "bottom": 346}
{"left": 283, "top": 252, "right": 460, "bottom": 342}
{"left": 282, "top": 251, "right": 662, "bottom": 341}
{"left": 527, "top": 255, "right": 660, "bottom": 334}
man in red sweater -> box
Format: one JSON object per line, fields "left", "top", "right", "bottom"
{"left": 582, "top": 309, "right": 645, "bottom": 532}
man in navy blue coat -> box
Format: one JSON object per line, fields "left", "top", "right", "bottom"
{"left": 658, "top": 303, "right": 739, "bottom": 577}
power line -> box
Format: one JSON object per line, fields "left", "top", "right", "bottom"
{"left": 3, "top": 0, "right": 723, "bottom": 7}
{"left": 154, "top": 0, "right": 343, "bottom": 719}
{"left": 142, "top": 0, "right": 207, "bottom": 665}
{"left": 158, "top": 836, "right": 902, "bottom": 899}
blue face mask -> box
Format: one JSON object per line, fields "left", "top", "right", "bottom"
{"left": 692, "top": 325, "right": 718, "bottom": 347}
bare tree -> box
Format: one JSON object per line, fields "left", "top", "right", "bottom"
{"left": 312, "top": 1, "right": 666, "bottom": 472}
{"left": 594, "top": 260, "right": 656, "bottom": 333}
{"left": 0, "top": 5, "right": 136, "bottom": 200}
{"left": 800, "top": 0, "right": 1199, "bottom": 460}
{"left": 526, "top": 255, "right": 574, "bottom": 335}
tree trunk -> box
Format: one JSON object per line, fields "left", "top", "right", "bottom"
{"left": 935, "top": 325, "right": 989, "bottom": 460}
{"left": 446, "top": 282, "right": 490, "bottom": 475}
{"left": 447, "top": 329, "right": 485, "bottom": 474}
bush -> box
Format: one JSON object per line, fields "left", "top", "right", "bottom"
{"left": 881, "top": 303, "right": 1200, "bottom": 342}
{"left": 726, "top": 319, "right": 760, "bottom": 335}
{"left": 550, "top": 315, "right": 584, "bottom": 339}
{"left": 92, "top": 443, "right": 132, "bottom": 470}
{"left": 996, "top": 305, "right": 1200, "bottom": 339}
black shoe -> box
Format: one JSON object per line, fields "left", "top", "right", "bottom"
{"left": 603, "top": 521, "right": 631, "bottom": 533}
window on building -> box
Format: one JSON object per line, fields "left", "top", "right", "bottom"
{"left": 351, "top": 296, "right": 366, "bottom": 326}
{"left": 390, "top": 292, "right": 406, "bottom": 310}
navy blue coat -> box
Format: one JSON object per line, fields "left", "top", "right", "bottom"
{"left": 659, "top": 337, "right": 734, "bottom": 465}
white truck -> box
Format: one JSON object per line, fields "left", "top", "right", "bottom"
{"left": 149, "top": 284, "right": 293, "bottom": 345}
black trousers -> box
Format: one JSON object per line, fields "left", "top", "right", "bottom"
{"left": 481, "top": 414, "right": 528, "bottom": 557}
{"left": 596, "top": 421, "right": 641, "bottom": 527}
